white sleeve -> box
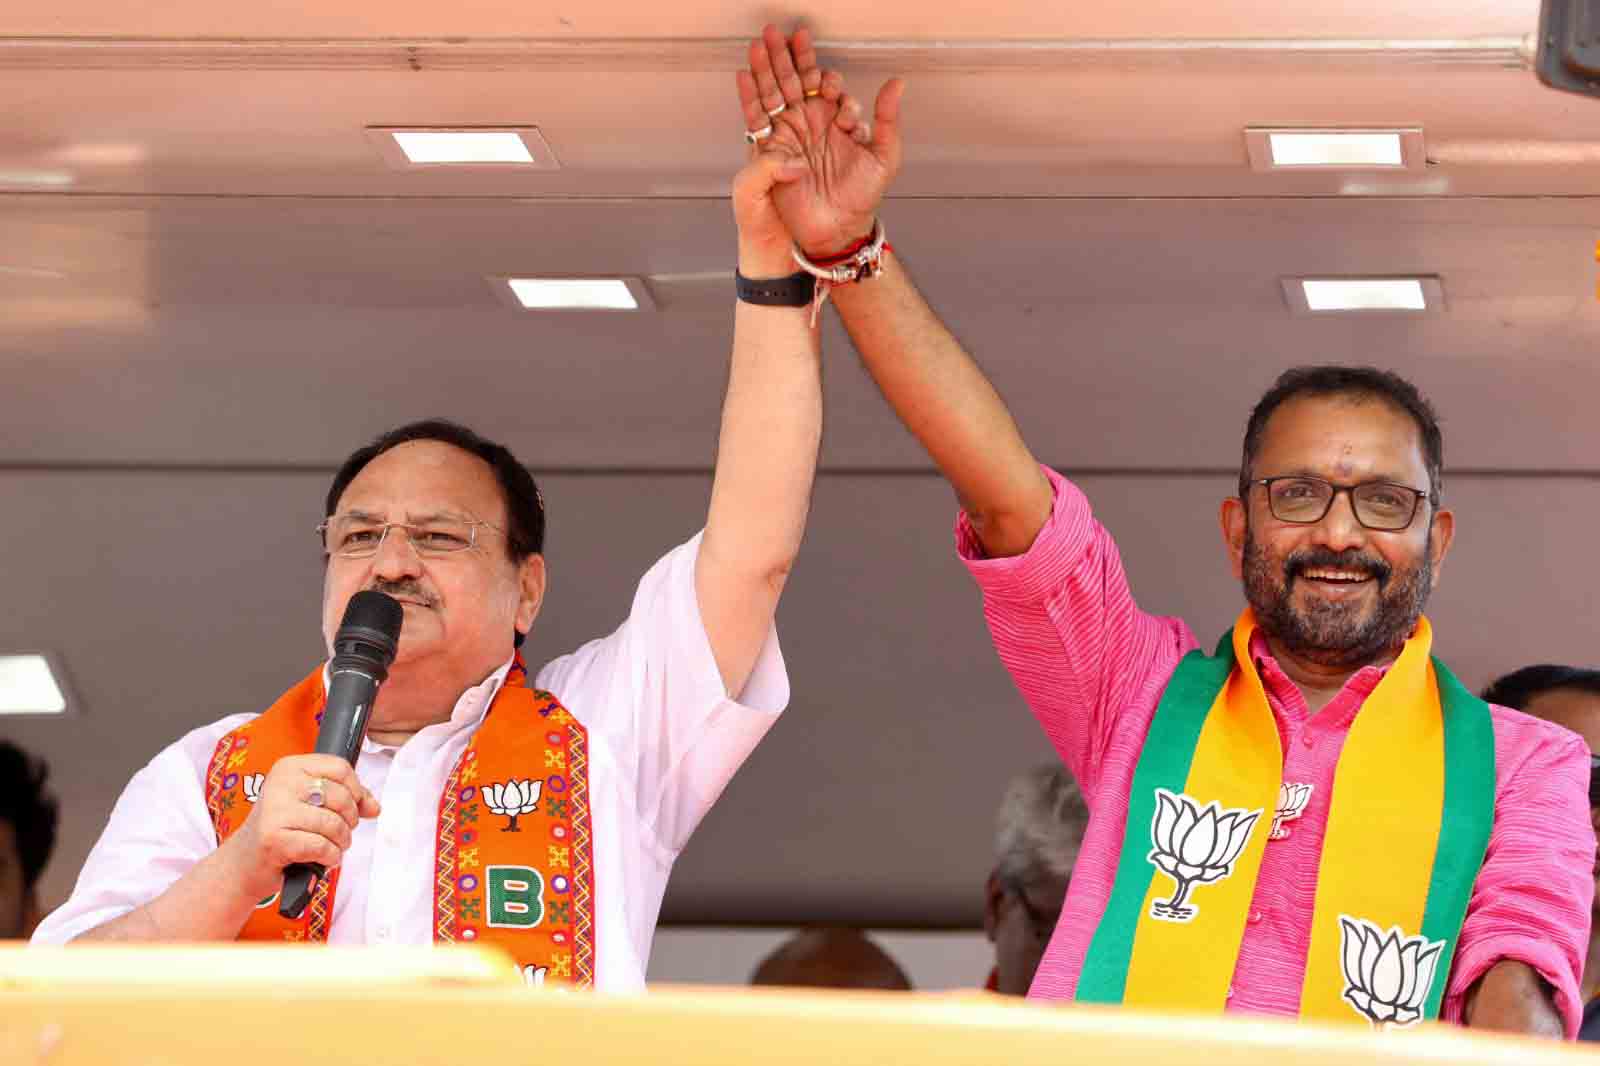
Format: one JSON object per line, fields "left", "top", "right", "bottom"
{"left": 535, "top": 531, "right": 789, "bottom": 854}
{"left": 30, "top": 715, "right": 251, "bottom": 945}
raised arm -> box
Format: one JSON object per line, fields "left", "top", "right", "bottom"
{"left": 740, "top": 26, "right": 1051, "bottom": 559}
{"left": 694, "top": 33, "right": 833, "bottom": 698}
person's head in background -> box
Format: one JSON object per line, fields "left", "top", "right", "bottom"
{"left": 1481, "top": 665, "right": 1600, "bottom": 921}
{"left": 0, "top": 741, "right": 59, "bottom": 939}
{"left": 749, "top": 927, "right": 912, "bottom": 991}
{"left": 985, "top": 764, "right": 1088, "bottom": 995}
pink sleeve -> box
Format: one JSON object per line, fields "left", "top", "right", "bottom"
{"left": 1440, "top": 718, "right": 1594, "bottom": 1037}
{"left": 955, "top": 465, "right": 1196, "bottom": 796}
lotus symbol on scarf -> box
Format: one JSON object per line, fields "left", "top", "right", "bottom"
{"left": 522, "top": 964, "right": 548, "bottom": 988}
{"left": 1146, "top": 788, "right": 1261, "bottom": 922}
{"left": 1338, "top": 916, "right": 1443, "bottom": 1028}
{"left": 1269, "top": 782, "right": 1313, "bottom": 840}
{"left": 242, "top": 773, "right": 264, "bottom": 805}
{"left": 483, "top": 778, "right": 543, "bottom": 832}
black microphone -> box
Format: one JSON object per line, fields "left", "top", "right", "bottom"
{"left": 278, "top": 590, "right": 403, "bottom": 920}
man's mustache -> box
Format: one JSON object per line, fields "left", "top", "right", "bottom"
{"left": 1284, "top": 548, "right": 1392, "bottom": 588}
{"left": 368, "top": 579, "right": 438, "bottom": 608}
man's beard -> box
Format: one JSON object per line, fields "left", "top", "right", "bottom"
{"left": 1241, "top": 522, "right": 1432, "bottom": 670}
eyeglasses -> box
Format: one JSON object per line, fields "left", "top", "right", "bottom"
{"left": 316, "top": 514, "right": 505, "bottom": 559}
{"left": 1589, "top": 754, "right": 1600, "bottom": 808}
{"left": 1247, "top": 476, "right": 1432, "bottom": 532}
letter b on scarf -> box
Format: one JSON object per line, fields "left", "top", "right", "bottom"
{"left": 487, "top": 865, "right": 545, "bottom": 928}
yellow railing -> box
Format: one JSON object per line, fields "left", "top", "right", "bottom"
{"left": 0, "top": 945, "right": 1590, "bottom": 1065}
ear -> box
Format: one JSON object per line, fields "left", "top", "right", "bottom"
{"left": 1220, "top": 496, "right": 1248, "bottom": 580}
{"left": 983, "top": 871, "right": 1005, "bottom": 943}
{"left": 1425, "top": 506, "right": 1455, "bottom": 589}
{"left": 515, "top": 554, "right": 547, "bottom": 640}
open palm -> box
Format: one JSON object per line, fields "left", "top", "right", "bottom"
{"left": 736, "top": 26, "right": 905, "bottom": 258}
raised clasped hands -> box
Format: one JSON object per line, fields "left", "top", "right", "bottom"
{"left": 732, "top": 24, "right": 905, "bottom": 277}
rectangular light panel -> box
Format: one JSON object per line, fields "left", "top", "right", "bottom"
{"left": 1301, "top": 278, "right": 1427, "bottom": 311}
{"left": 1245, "top": 127, "right": 1423, "bottom": 173}
{"left": 365, "top": 127, "right": 560, "bottom": 170}
{"left": 507, "top": 278, "right": 639, "bottom": 310}
{"left": 1269, "top": 132, "right": 1403, "bottom": 168}
{"left": 391, "top": 130, "right": 534, "bottom": 165}
{"left": 0, "top": 654, "right": 67, "bottom": 715}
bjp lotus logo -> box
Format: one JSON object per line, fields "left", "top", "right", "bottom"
{"left": 242, "top": 773, "right": 265, "bottom": 805}
{"left": 483, "top": 778, "right": 543, "bottom": 832}
{"left": 1146, "top": 789, "right": 1261, "bottom": 922}
{"left": 1270, "top": 782, "right": 1313, "bottom": 840}
{"left": 1338, "top": 916, "right": 1443, "bottom": 1028}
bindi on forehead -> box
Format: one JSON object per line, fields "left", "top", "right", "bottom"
{"left": 1259, "top": 395, "right": 1427, "bottom": 484}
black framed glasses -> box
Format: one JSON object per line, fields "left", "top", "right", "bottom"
{"left": 1588, "top": 754, "right": 1600, "bottom": 808}
{"left": 1248, "top": 476, "right": 1432, "bottom": 532}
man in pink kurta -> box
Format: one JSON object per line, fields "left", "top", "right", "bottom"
{"left": 957, "top": 466, "right": 1593, "bottom": 1030}
{"left": 730, "top": 25, "right": 1593, "bottom": 1037}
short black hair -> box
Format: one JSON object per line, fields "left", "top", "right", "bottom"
{"left": 1482, "top": 664, "right": 1600, "bottom": 711}
{"left": 1239, "top": 366, "right": 1444, "bottom": 501}
{"left": 325, "top": 419, "right": 545, "bottom": 560}
{"left": 0, "top": 741, "right": 59, "bottom": 892}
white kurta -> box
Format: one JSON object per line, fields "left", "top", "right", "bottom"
{"left": 33, "top": 533, "right": 789, "bottom": 990}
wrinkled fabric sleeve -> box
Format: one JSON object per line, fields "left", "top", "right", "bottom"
{"left": 30, "top": 716, "right": 247, "bottom": 945}
{"left": 956, "top": 465, "right": 1196, "bottom": 796}
{"left": 536, "top": 531, "right": 789, "bottom": 855}
{"left": 1441, "top": 724, "right": 1594, "bottom": 1036}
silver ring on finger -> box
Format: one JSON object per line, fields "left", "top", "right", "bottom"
{"left": 744, "top": 123, "right": 774, "bottom": 145}
{"left": 307, "top": 777, "right": 327, "bottom": 808}
{"left": 766, "top": 102, "right": 787, "bottom": 118}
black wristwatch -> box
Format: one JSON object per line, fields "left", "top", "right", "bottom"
{"left": 735, "top": 270, "right": 816, "bottom": 307}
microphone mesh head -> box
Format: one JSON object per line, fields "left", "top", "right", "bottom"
{"left": 340, "top": 590, "right": 404, "bottom": 653}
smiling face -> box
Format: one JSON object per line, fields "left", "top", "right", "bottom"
{"left": 321, "top": 440, "right": 544, "bottom": 727}
{"left": 1222, "top": 393, "right": 1454, "bottom": 670}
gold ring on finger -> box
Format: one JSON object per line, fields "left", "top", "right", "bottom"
{"left": 804, "top": 88, "right": 821, "bottom": 98}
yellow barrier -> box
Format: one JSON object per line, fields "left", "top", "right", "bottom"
{"left": 0, "top": 945, "right": 1592, "bottom": 1065}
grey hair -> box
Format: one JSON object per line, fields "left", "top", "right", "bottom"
{"left": 994, "top": 763, "right": 1089, "bottom": 885}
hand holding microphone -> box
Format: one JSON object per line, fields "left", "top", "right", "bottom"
{"left": 218, "top": 590, "right": 402, "bottom": 918}
{"left": 277, "top": 589, "right": 403, "bottom": 918}
{"left": 222, "top": 754, "right": 381, "bottom": 907}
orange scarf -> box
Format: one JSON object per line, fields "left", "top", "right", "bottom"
{"left": 204, "top": 657, "right": 596, "bottom": 986}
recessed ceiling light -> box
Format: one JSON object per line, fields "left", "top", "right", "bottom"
{"left": 365, "top": 127, "right": 560, "bottom": 169}
{"left": 1245, "top": 128, "right": 1423, "bottom": 171}
{"left": 0, "top": 169, "right": 75, "bottom": 188}
{"left": 1282, "top": 276, "right": 1443, "bottom": 314}
{"left": 488, "top": 276, "right": 655, "bottom": 312}
{"left": 0, "top": 265, "right": 67, "bottom": 279}
{"left": 0, "top": 654, "right": 68, "bottom": 716}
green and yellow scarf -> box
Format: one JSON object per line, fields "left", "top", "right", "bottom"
{"left": 1076, "top": 609, "right": 1494, "bottom": 1027}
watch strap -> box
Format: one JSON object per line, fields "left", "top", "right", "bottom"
{"left": 735, "top": 270, "right": 816, "bottom": 307}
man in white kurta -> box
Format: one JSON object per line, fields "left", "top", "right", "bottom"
{"left": 31, "top": 110, "right": 830, "bottom": 986}
{"left": 34, "top": 535, "right": 787, "bottom": 989}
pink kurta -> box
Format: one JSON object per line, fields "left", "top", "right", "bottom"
{"left": 958, "top": 466, "right": 1594, "bottom": 1034}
